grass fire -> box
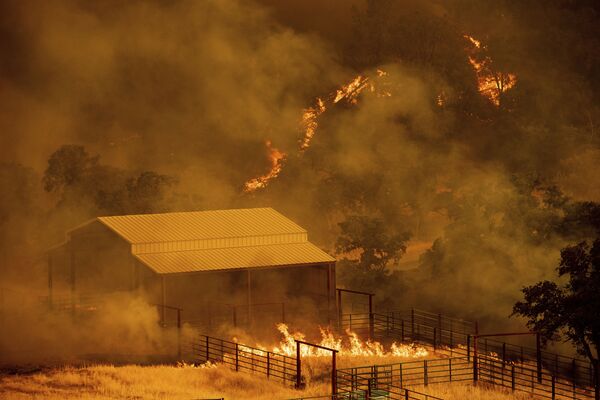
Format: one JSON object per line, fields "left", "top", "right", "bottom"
{"left": 1, "top": 1, "right": 599, "bottom": 400}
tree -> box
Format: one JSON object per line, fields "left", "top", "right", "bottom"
{"left": 335, "top": 215, "right": 410, "bottom": 291}
{"left": 512, "top": 239, "right": 600, "bottom": 397}
{"left": 43, "top": 145, "right": 99, "bottom": 193}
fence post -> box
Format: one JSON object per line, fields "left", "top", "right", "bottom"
{"left": 473, "top": 336, "right": 478, "bottom": 383}
{"left": 404, "top": 388, "right": 409, "bottom": 400}
{"left": 367, "top": 378, "right": 372, "bottom": 400}
{"left": 386, "top": 314, "right": 390, "bottom": 337}
{"left": 552, "top": 375, "right": 556, "bottom": 400}
{"left": 267, "top": 352, "right": 270, "bottom": 378}
{"left": 433, "top": 327, "right": 437, "bottom": 350}
{"left": 594, "top": 360, "right": 599, "bottom": 400}
{"left": 502, "top": 342, "right": 506, "bottom": 367}
{"left": 511, "top": 365, "right": 515, "bottom": 391}
{"left": 235, "top": 343, "right": 239, "bottom": 371}
{"left": 467, "top": 335, "right": 471, "bottom": 363}
{"left": 449, "top": 358, "right": 452, "bottom": 382}
{"left": 296, "top": 341, "right": 301, "bottom": 389}
{"left": 177, "top": 308, "right": 182, "bottom": 359}
{"left": 332, "top": 351, "right": 337, "bottom": 396}
{"left": 368, "top": 294, "right": 374, "bottom": 340}
{"left": 205, "top": 336, "right": 210, "bottom": 362}
{"left": 401, "top": 320, "right": 405, "bottom": 342}
{"left": 536, "top": 333, "right": 542, "bottom": 383}
{"left": 424, "top": 360, "right": 428, "bottom": 386}
{"left": 411, "top": 308, "right": 415, "bottom": 339}
{"left": 400, "top": 363, "right": 403, "bottom": 388}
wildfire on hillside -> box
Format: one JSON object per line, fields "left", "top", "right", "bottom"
{"left": 243, "top": 140, "right": 286, "bottom": 192}
{"left": 464, "top": 35, "right": 517, "bottom": 106}
{"left": 245, "top": 71, "right": 392, "bottom": 193}
{"left": 272, "top": 323, "right": 429, "bottom": 358}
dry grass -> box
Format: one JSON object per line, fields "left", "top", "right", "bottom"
{"left": 0, "top": 363, "right": 328, "bottom": 400}
{"left": 0, "top": 360, "right": 537, "bottom": 400}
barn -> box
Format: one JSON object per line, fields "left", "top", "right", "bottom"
{"left": 47, "top": 208, "right": 337, "bottom": 330}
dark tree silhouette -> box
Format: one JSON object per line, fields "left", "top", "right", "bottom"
{"left": 512, "top": 239, "right": 600, "bottom": 396}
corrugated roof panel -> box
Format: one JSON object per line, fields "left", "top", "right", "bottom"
{"left": 98, "top": 208, "right": 306, "bottom": 244}
{"left": 135, "top": 242, "right": 335, "bottom": 274}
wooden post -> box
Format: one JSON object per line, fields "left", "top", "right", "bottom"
{"left": 552, "top": 375, "right": 556, "bottom": 400}
{"left": 424, "top": 359, "right": 428, "bottom": 386}
{"left": 434, "top": 327, "right": 437, "bottom": 351}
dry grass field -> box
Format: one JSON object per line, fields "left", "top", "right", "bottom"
{"left": 0, "top": 360, "right": 536, "bottom": 400}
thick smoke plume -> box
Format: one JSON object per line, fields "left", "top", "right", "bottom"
{"left": 1, "top": 0, "right": 599, "bottom": 359}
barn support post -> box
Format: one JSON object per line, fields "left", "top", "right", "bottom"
{"left": 69, "top": 240, "right": 75, "bottom": 314}
{"left": 246, "top": 269, "right": 252, "bottom": 328}
{"left": 296, "top": 341, "right": 301, "bottom": 389}
{"left": 176, "top": 308, "right": 181, "bottom": 359}
{"left": 536, "top": 332, "right": 542, "bottom": 383}
{"left": 368, "top": 293, "right": 374, "bottom": 340}
{"left": 161, "top": 276, "right": 166, "bottom": 326}
{"left": 47, "top": 253, "right": 53, "bottom": 309}
{"left": 337, "top": 289, "right": 342, "bottom": 330}
{"left": 327, "top": 263, "right": 331, "bottom": 327}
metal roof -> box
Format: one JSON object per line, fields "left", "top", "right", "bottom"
{"left": 135, "top": 242, "right": 335, "bottom": 274}
{"left": 87, "top": 208, "right": 335, "bottom": 274}
{"left": 98, "top": 208, "right": 306, "bottom": 244}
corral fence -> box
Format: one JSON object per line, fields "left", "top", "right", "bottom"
{"left": 340, "top": 309, "right": 599, "bottom": 400}
{"left": 185, "top": 333, "right": 297, "bottom": 387}
{"left": 337, "top": 355, "right": 596, "bottom": 400}
{"left": 342, "top": 309, "right": 596, "bottom": 389}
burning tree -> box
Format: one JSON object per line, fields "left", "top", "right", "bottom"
{"left": 512, "top": 239, "right": 600, "bottom": 398}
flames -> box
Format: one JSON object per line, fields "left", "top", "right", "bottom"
{"left": 464, "top": 35, "right": 517, "bottom": 106}
{"left": 244, "top": 71, "right": 389, "bottom": 193}
{"left": 243, "top": 140, "right": 286, "bottom": 192}
{"left": 272, "top": 323, "right": 429, "bottom": 358}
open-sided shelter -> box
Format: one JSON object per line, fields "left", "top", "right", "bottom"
{"left": 47, "top": 208, "right": 337, "bottom": 328}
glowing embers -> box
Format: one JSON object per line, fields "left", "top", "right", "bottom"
{"left": 464, "top": 35, "right": 517, "bottom": 106}
{"left": 272, "top": 323, "right": 429, "bottom": 358}
{"left": 243, "top": 140, "right": 286, "bottom": 193}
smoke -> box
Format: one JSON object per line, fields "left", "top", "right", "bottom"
{"left": 0, "top": 290, "right": 177, "bottom": 364}
{"left": 0, "top": 0, "right": 599, "bottom": 357}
